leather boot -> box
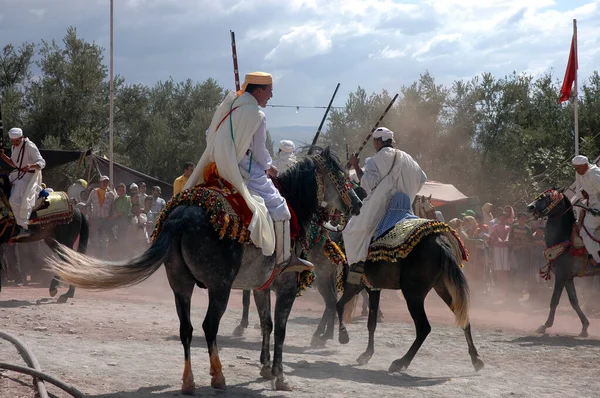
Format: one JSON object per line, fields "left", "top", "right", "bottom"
{"left": 275, "top": 220, "right": 314, "bottom": 273}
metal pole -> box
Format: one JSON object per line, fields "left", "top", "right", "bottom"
{"left": 230, "top": 31, "right": 241, "bottom": 92}
{"left": 573, "top": 18, "right": 579, "bottom": 156}
{"left": 307, "top": 83, "right": 341, "bottom": 155}
{"left": 109, "top": 0, "right": 114, "bottom": 182}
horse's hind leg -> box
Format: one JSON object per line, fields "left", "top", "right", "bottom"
{"left": 565, "top": 278, "right": 590, "bottom": 337}
{"left": 356, "top": 289, "right": 380, "bottom": 366}
{"left": 253, "top": 289, "right": 275, "bottom": 379}
{"left": 165, "top": 259, "right": 198, "bottom": 395}
{"left": 233, "top": 290, "right": 251, "bottom": 337}
{"left": 336, "top": 281, "right": 364, "bottom": 344}
{"left": 271, "top": 274, "right": 299, "bottom": 391}
{"left": 49, "top": 275, "right": 60, "bottom": 297}
{"left": 537, "top": 273, "right": 566, "bottom": 334}
{"left": 389, "top": 294, "right": 429, "bottom": 372}
{"left": 434, "top": 284, "right": 484, "bottom": 372}
{"left": 203, "top": 286, "right": 232, "bottom": 390}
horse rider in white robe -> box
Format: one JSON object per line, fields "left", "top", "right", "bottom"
{"left": 272, "top": 140, "right": 297, "bottom": 176}
{"left": 184, "top": 71, "right": 313, "bottom": 273}
{"left": 573, "top": 155, "right": 600, "bottom": 266}
{"left": 0, "top": 127, "right": 46, "bottom": 240}
{"left": 343, "top": 127, "right": 427, "bottom": 284}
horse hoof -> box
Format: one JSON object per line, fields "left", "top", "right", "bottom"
{"left": 232, "top": 324, "right": 246, "bottom": 337}
{"left": 273, "top": 377, "right": 292, "bottom": 391}
{"left": 356, "top": 352, "right": 372, "bottom": 366}
{"left": 57, "top": 295, "right": 69, "bottom": 304}
{"left": 388, "top": 359, "right": 409, "bottom": 373}
{"left": 339, "top": 327, "right": 350, "bottom": 345}
{"left": 211, "top": 373, "right": 227, "bottom": 390}
{"left": 310, "top": 335, "right": 327, "bottom": 348}
{"left": 579, "top": 330, "right": 589, "bottom": 338}
{"left": 473, "top": 358, "right": 485, "bottom": 372}
{"left": 535, "top": 325, "right": 547, "bottom": 334}
{"left": 49, "top": 288, "right": 58, "bottom": 298}
{"left": 181, "top": 381, "right": 196, "bottom": 395}
{"left": 260, "top": 365, "right": 275, "bottom": 380}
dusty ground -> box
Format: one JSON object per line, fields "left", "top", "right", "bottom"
{"left": 2, "top": 271, "right": 600, "bottom": 398}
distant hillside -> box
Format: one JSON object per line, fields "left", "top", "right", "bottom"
{"left": 267, "top": 125, "right": 320, "bottom": 152}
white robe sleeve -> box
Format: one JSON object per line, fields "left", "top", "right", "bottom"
{"left": 250, "top": 115, "right": 272, "bottom": 171}
{"left": 27, "top": 141, "right": 46, "bottom": 169}
{"left": 360, "top": 156, "right": 380, "bottom": 194}
{"left": 587, "top": 167, "right": 600, "bottom": 199}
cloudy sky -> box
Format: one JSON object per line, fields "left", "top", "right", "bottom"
{"left": 1, "top": 0, "right": 599, "bottom": 128}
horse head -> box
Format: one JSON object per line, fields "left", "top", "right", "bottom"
{"left": 414, "top": 194, "right": 437, "bottom": 220}
{"left": 527, "top": 187, "right": 568, "bottom": 219}
{"left": 311, "top": 147, "right": 362, "bottom": 224}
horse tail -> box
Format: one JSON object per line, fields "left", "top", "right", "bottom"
{"left": 77, "top": 210, "right": 89, "bottom": 254}
{"left": 437, "top": 235, "right": 470, "bottom": 328}
{"left": 47, "top": 214, "right": 178, "bottom": 291}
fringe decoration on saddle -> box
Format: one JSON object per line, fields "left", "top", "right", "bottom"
{"left": 296, "top": 270, "right": 316, "bottom": 297}
{"left": 367, "top": 220, "right": 469, "bottom": 264}
{"left": 152, "top": 185, "right": 252, "bottom": 244}
{"left": 539, "top": 262, "right": 553, "bottom": 281}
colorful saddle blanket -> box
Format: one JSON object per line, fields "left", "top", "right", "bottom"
{"left": 30, "top": 191, "right": 75, "bottom": 225}
{"left": 367, "top": 218, "right": 469, "bottom": 263}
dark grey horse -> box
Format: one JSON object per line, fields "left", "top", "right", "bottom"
{"left": 527, "top": 187, "right": 600, "bottom": 337}
{"left": 46, "top": 147, "right": 361, "bottom": 393}
{"left": 334, "top": 229, "right": 484, "bottom": 373}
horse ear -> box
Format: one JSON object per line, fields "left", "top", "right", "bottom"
{"left": 323, "top": 146, "right": 330, "bottom": 157}
{"left": 428, "top": 194, "right": 432, "bottom": 200}
{"left": 557, "top": 186, "right": 566, "bottom": 193}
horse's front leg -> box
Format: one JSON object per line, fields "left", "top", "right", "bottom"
{"left": 253, "top": 289, "right": 275, "bottom": 379}
{"left": 312, "top": 266, "right": 337, "bottom": 346}
{"left": 536, "top": 272, "right": 565, "bottom": 334}
{"left": 357, "top": 289, "right": 380, "bottom": 365}
{"left": 272, "top": 273, "right": 298, "bottom": 391}
{"left": 336, "top": 280, "right": 365, "bottom": 344}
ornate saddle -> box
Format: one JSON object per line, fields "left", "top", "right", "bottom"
{"left": 29, "top": 191, "right": 75, "bottom": 225}
{"left": 368, "top": 218, "right": 469, "bottom": 264}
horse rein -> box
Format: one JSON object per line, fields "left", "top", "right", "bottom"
{"left": 312, "top": 154, "right": 353, "bottom": 231}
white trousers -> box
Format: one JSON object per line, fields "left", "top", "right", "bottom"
{"left": 10, "top": 179, "right": 30, "bottom": 229}
{"left": 580, "top": 212, "right": 600, "bottom": 262}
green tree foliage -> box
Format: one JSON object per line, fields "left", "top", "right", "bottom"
{"left": 2, "top": 27, "right": 600, "bottom": 209}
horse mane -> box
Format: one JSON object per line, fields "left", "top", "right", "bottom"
{"left": 275, "top": 156, "right": 319, "bottom": 236}
{"left": 275, "top": 146, "right": 345, "bottom": 239}
{"left": 560, "top": 194, "right": 576, "bottom": 226}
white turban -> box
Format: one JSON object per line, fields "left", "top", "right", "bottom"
{"left": 572, "top": 155, "right": 589, "bottom": 166}
{"left": 130, "top": 183, "right": 138, "bottom": 190}
{"left": 279, "top": 140, "right": 295, "bottom": 153}
{"left": 8, "top": 127, "right": 23, "bottom": 139}
{"left": 372, "top": 127, "right": 394, "bottom": 141}
{"left": 99, "top": 175, "right": 109, "bottom": 182}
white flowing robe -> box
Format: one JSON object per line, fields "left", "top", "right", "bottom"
{"left": 342, "top": 147, "right": 426, "bottom": 265}
{"left": 184, "top": 92, "right": 275, "bottom": 256}
{"left": 576, "top": 164, "right": 600, "bottom": 261}
{"left": 9, "top": 139, "right": 45, "bottom": 228}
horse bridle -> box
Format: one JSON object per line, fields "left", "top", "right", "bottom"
{"left": 536, "top": 189, "right": 570, "bottom": 218}
{"left": 312, "top": 154, "right": 354, "bottom": 230}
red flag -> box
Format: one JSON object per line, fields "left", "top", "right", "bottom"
{"left": 559, "top": 35, "right": 578, "bottom": 103}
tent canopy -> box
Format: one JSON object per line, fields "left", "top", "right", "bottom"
{"left": 416, "top": 180, "right": 468, "bottom": 207}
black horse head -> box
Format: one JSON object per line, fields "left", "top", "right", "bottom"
{"left": 527, "top": 187, "right": 567, "bottom": 219}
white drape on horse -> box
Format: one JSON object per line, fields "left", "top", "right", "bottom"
{"left": 342, "top": 148, "right": 426, "bottom": 265}
{"left": 184, "top": 92, "right": 275, "bottom": 256}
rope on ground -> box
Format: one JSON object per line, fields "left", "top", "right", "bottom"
{"left": 0, "top": 329, "right": 84, "bottom": 398}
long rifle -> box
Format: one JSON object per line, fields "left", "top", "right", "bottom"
{"left": 308, "top": 83, "right": 341, "bottom": 155}
{"left": 230, "top": 31, "right": 241, "bottom": 91}
{"left": 354, "top": 93, "right": 399, "bottom": 157}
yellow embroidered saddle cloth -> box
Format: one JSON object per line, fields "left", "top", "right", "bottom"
{"left": 367, "top": 218, "right": 469, "bottom": 263}
{"left": 29, "top": 191, "right": 75, "bottom": 225}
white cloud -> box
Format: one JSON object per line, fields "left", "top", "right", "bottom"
{"left": 265, "top": 25, "right": 333, "bottom": 63}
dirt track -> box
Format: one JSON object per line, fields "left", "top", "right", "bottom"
{"left": 2, "top": 271, "right": 600, "bottom": 397}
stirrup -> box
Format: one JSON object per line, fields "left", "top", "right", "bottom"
{"left": 278, "top": 252, "right": 314, "bottom": 274}
{"left": 347, "top": 262, "right": 365, "bottom": 285}
{"left": 12, "top": 227, "right": 31, "bottom": 241}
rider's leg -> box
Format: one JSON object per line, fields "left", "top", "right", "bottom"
{"left": 9, "top": 182, "right": 31, "bottom": 240}
{"left": 581, "top": 214, "right": 600, "bottom": 266}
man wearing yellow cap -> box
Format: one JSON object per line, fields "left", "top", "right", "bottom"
{"left": 184, "top": 72, "right": 312, "bottom": 273}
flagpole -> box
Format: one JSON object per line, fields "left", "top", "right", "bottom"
{"left": 109, "top": 0, "right": 114, "bottom": 182}
{"left": 574, "top": 18, "right": 579, "bottom": 156}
